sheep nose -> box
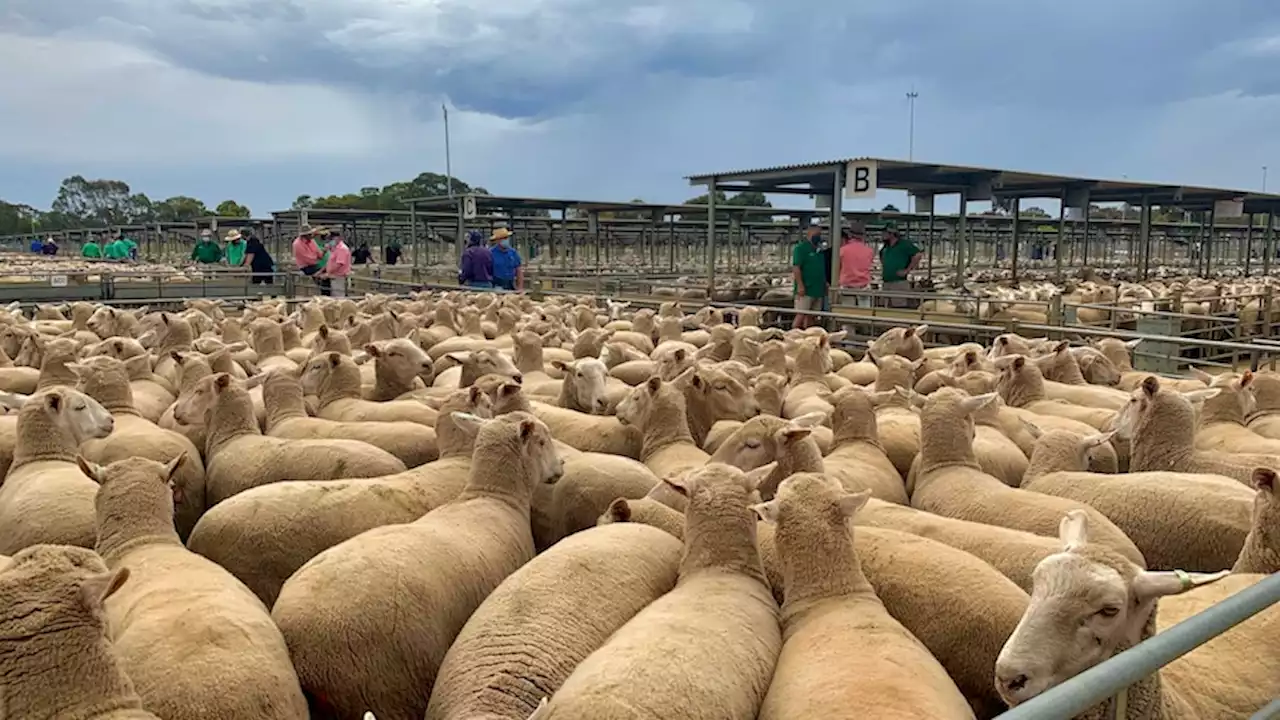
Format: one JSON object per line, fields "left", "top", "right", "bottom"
{"left": 512, "top": 374, "right": 523, "bottom": 384}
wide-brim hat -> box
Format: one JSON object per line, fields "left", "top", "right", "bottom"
{"left": 312, "top": 226, "right": 331, "bottom": 236}
{"left": 224, "top": 230, "right": 242, "bottom": 242}
{"left": 298, "top": 224, "right": 315, "bottom": 235}
{"left": 490, "top": 227, "right": 513, "bottom": 241}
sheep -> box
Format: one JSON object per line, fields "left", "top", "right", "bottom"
{"left": 820, "top": 386, "right": 910, "bottom": 504}
{"left": 529, "top": 400, "right": 643, "bottom": 457}
{"left": 615, "top": 373, "right": 711, "bottom": 488}
{"left": 1245, "top": 371, "right": 1280, "bottom": 440}
{"left": 535, "top": 357, "right": 611, "bottom": 414}
{"left": 0, "top": 544, "right": 160, "bottom": 719}
{"left": 432, "top": 348, "right": 522, "bottom": 389}
{"left": 262, "top": 369, "right": 438, "bottom": 468}
{"left": 301, "top": 352, "right": 440, "bottom": 427}
{"left": 0, "top": 344, "right": 39, "bottom": 394}
{"left": 1233, "top": 467, "right": 1279, "bottom": 574}
{"left": 83, "top": 455, "right": 308, "bottom": 720}
{"left": 781, "top": 332, "right": 846, "bottom": 422}
{"left": 537, "top": 453, "right": 662, "bottom": 548}
{"left": 991, "top": 403, "right": 1121, "bottom": 473}
{"left": 248, "top": 318, "right": 300, "bottom": 373}
{"left": 1031, "top": 342, "right": 1131, "bottom": 410}
{"left": 272, "top": 411, "right": 564, "bottom": 720}
{"left": 907, "top": 387, "right": 1145, "bottom": 566}
{"left": 995, "top": 354, "right": 1119, "bottom": 431}
{"left": 995, "top": 510, "right": 1279, "bottom": 717}
{"left": 868, "top": 352, "right": 925, "bottom": 477}
{"left": 360, "top": 338, "right": 434, "bottom": 400}
{"left": 1115, "top": 375, "right": 1267, "bottom": 486}
{"left": 69, "top": 355, "right": 207, "bottom": 541}
{"left": 1194, "top": 371, "right": 1280, "bottom": 459}
{"left": 425, "top": 523, "right": 682, "bottom": 720}
{"left": 535, "top": 464, "right": 781, "bottom": 720}
{"left": 868, "top": 324, "right": 928, "bottom": 360}
{"left": 0, "top": 387, "right": 115, "bottom": 554}
{"left": 136, "top": 312, "right": 195, "bottom": 386}
{"left": 1022, "top": 428, "right": 1254, "bottom": 572}
{"left": 1095, "top": 336, "right": 1210, "bottom": 392}
{"left": 188, "top": 387, "right": 492, "bottom": 606}
{"left": 173, "top": 372, "right": 406, "bottom": 506}
{"left": 157, "top": 347, "right": 237, "bottom": 455}
{"left": 1068, "top": 345, "right": 1123, "bottom": 386}
{"left": 677, "top": 363, "right": 760, "bottom": 446}
{"left": 751, "top": 474, "right": 974, "bottom": 720}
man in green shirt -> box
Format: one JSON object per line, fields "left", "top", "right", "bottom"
{"left": 224, "top": 230, "right": 247, "bottom": 267}
{"left": 791, "top": 225, "right": 828, "bottom": 329}
{"left": 879, "top": 222, "right": 922, "bottom": 308}
{"left": 103, "top": 236, "right": 127, "bottom": 260}
{"left": 81, "top": 236, "right": 102, "bottom": 258}
{"left": 191, "top": 229, "right": 224, "bottom": 264}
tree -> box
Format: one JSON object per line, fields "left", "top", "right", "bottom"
{"left": 152, "top": 196, "right": 209, "bottom": 223}
{"left": 680, "top": 190, "right": 773, "bottom": 220}
{"left": 292, "top": 195, "right": 315, "bottom": 210}
{"left": 1020, "top": 206, "right": 1051, "bottom": 219}
{"left": 50, "top": 175, "right": 143, "bottom": 226}
{"left": 881, "top": 203, "right": 901, "bottom": 213}
{"left": 215, "top": 200, "right": 251, "bottom": 218}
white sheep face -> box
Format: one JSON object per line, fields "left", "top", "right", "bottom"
{"left": 374, "top": 340, "right": 433, "bottom": 382}
{"left": 50, "top": 388, "right": 114, "bottom": 442}
{"left": 616, "top": 379, "right": 658, "bottom": 427}
{"left": 464, "top": 350, "right": 522, "bottom": 381}
{"left": 299, "top": 355, "right": 337, "bottom": 396}
{"left": 556, "top": 358, "right": 609, "bottom": 415}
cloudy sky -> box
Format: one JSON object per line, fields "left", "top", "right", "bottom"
{"left": 2, "top": 0, "right": 1279, "bottom": 216}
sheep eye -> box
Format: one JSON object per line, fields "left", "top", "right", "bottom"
{"left": 1097, "top": 606, "right": 1120, "bottom": 618}
{"left": 744, "top": 439, "right": 762, "bottom": 449}
{"left": 74, "top": 405, "right": 86, "bottom": 411}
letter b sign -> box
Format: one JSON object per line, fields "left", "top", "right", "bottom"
{"left": 844, "top": 161, "right": 878, "bottom": 200}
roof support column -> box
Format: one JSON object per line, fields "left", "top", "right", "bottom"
{"left": 828, "top": 164, "right": 845, "bottom": 304}
{"left": 409, "top": 205, "right": 420, "bottom": 269}
{"left": 955, "top": 190, "right": 969, "bottom": 278}
{"left": 1265, "top": 211, "right": 1275, "bottom": 276}
{"left": 1010, "top": 197, "right": 1021, "bottom": 282}
{"left": 1056, "top": 188, "right": 1067, "bottom": 282}
{"left": 926, "top": 200, "right": 936, "bottom": 284}
{"left": 706, "top": 178, "right": 718, "bottom": 295}
{"left": 1205, "top": 205, "right": 1217, "bottom": 276}
{"left": 1081, "top": 192, "right": 1092, "bottom": 269}
{"left": 1245, "top": 214, "right": 1256, "bottom": 277}
{"left": 1138, "top": 195, "right": 1152, "bottom": 280}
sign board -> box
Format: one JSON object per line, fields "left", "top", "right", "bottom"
{"left": 462, "top": 195, "right": 478, "bottom": 220}
{"left": 814, "top": 194, "right": 832, "bottom": 209}
{"left": 912, "top": 193, "right": 934, "bottom": 214}
{"left": 50, "top": 275, "right": 68, "bottom": 288}
{"left": 844, "top": 161, "right": 878, "bottom": 199}
{"left": 1214, "top": 198, "right": 1244, "bottom": 219}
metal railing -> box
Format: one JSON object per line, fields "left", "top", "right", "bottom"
{"left": 995, "top": 572, "right": 1280, "bottom": 719}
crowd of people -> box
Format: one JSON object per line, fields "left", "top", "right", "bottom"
{"left": 458, "top": 227, "right": 525, "bottom": 291}
{"left": 791, "top": 220, "right": 923, "bottom": 329}
{"left": 290, "top": 224, "right": 353, "bottom": 297}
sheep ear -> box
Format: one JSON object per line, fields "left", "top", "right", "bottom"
{"left": 518, "top": 418, "right": 537, "bottom": 442}
{"left": 163, "top": 453, "right": 187, "bottom": 480}
{"left": 958, "top": 392, "right": 998, "bottom": 415}
{"left": 1181, "top": 388, "right": 1221, "bottom": 403}
{"left": 123, "top": 354, "right": 150, "bottom": 376}
{"left": 550, "top": 359, "right": 569, "bottom": 372}
{"left": 864, "top": 351, "right": 879, "bottom": 366}
{"left": 751, "top": 499, "right": 781, "bottom": 524}
{"left": 1239, "top": 371, "right": 1254, "bottom": 389}
{"left": 777, "top": 425, "right": 812, "bottom": 444}
{"left": 66, "top": 361, "right": 89, "bottom": 378}
{"left": 1058, "top": 509, "right": 1090, "bottom": 551}
{"left": 445, "top": 352, "right": 472, "bottom": 365}
{"left": 605, "top": 498, "right": 632, "bottom": 523}
{"left": 526, "top": 697, "right": 549, "bottom": 720}
{"left": 910, "top": 357, "right": 926, "bottom": 370}
{"left": 1021, "top": 420, "right": 1043, "bottom": 438}
{"left": 243, "top": 373, "right": 267, "bottom": 390}
{"left": 1141, "top": 375, "right": 1160, "bottom": 396}
{"left": 214, "top": 373, "right": 233, "bottom": 391}
{"left": 76, "top": 454, "right": 108, "bottom": 484}
{"left": 79, "top": 567, "right": 130, "bottom": 611}
{"left": 1131, "top": 569, "right": 1230, "bottom": 604}
{"left": 1124, "top": 338, "right": 1143, "bottom": 349}
{"left": 828, "top": 330, "right": 847, "bottom": 343}
{"left": 743, "top": 464, "right": 774, "bottom": 491}
{"left": 1188, "top": 367, "right": 1214, "bottom": 383}
{"left": 1082, "top": 430, "right": 1116, "bottom": 449}
{"left": 1053, "top": 340, "right": 1070, "bottom": 354}
{"left": 662, "top": 471, "right": 692, "bottom": 497}
{"left": 450, "top": 411, "right": 490, "bottom": 435}
{"left": 363, "top": 343, "right": 382, "bottom": 358}
{"left": 1252, "top": 468, "right": 1277, "bottom": 494}
{"left": 645, "top": 375, "right": 663, "bottom": 393}
{"left": 0, "top": 391, "right": 31, "bottom": 410}
{"left": 837, "top": 489, "right": 872, "bottom": 518}
{"left": 790, "top": 411, "right": 826, "bottom": 428}
{"left": 866, "top": 390, "right": 897, "bottom": 407}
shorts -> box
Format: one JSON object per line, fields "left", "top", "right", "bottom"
{"left": 494, "top": 277, "right": 516, "bottom": 291}
{"left": 793, "top": 295, "right": 821, "bottom": 311}
{"left": 300, "top": 264, "right": 321, "bottom": 276}
{"left": 467, "top": 281, "right": 494, "bottom": 290}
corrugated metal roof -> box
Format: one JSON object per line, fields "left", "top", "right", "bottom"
{"left": 685, "top": 157, "right": 873, "bottom": 181}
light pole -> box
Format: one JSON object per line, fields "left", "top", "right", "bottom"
{"left": 906, "top": 89, "right": 919, "bottom": 161}
{"left": 442, "top": 103, "right": 454, "bottom": 198}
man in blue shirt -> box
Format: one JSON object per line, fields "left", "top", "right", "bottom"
{"left": 489, "top": 228, "right": 523, "bottom": 291}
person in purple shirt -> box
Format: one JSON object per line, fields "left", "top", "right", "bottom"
{"left": 458, "top": 230, "right": 493, "bottom": 289}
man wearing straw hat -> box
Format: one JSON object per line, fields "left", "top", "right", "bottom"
{"left": 489, "top": 227, "right": 523, "bottom": 292}
{"left": 293, "top": 224, "right": 329, "bottom": 295}
{"left": 224, "top": 229, "right": 247, "bottom": 268}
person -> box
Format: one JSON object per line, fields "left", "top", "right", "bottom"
{"left": 81, "top": 235, "right": 102, "bottom": 259}
{"left": 223, "top": 230, "right": 247, "bottom": 267}
{"left": 839, "top": 224, "right": 875, "bottom": 307}
{"left": 292, "top": 224, "right": 327, "bottom": 294}
{"left": 29, "top": 238, "right": 41, "bottom": 254}
{"left": 243, "top": 232, "right": 274, "bottom": 286}
{"left": 120, "top": 234, "right": 139, "bottom": 261}
{"left": 384, "top": 240, "right": 402, "bottom": 265}
{"left": 40, "top": 237, "right": 58, "bottom": 256}
{"left": 879, "top": 222, "right": 922, "bottom": 308}
{"left": 489, "top": 228, "right": 523, "bottom": 292}
{"left": 458, "top": 230, "right": 493, "bottom": 289}
{"left": 191, "top": 229, "right": 223, "bottom": 265}
{"left": 103, "top": 234, "right": 127, "bottom": 260}
{"left": 352, "top": 242, "right": 372, "bottom": 265}
{"left": 321, "top": 233, "right": 352, "bottom": 298}
{"left": 791, "top": 224, "right": 828, "bottom": 329}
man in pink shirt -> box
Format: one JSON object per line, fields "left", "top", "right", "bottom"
{"left": 321, "top": 233, "right": 353, "bottom": 297}
{"left": 838, "top": 225, "right": 874, "bottom": 307}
